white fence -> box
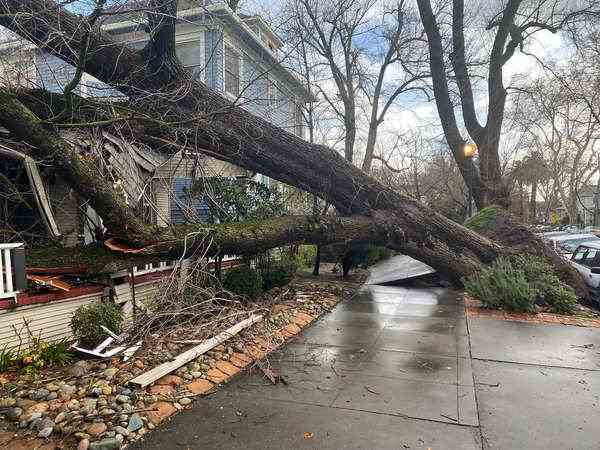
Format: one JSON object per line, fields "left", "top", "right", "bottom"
{"left": 133, "top": 261, "right": 174, "bottom": 276}
{"left": 0, "top": 243, "right": 24, "bottom": 300}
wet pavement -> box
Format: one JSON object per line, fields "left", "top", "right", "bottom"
{"left": 131, "top": 258, "right": 480, "bottom": 449}
{"left": 130, "top": 256, "right": 600, "bottom": 449}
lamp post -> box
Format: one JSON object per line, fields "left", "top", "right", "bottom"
{"left": 463, "top": 143, "right": 477, "bottom": 218}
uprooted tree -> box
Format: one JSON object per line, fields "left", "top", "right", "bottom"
{"left": 0, "top": 0, "right": 590, "bottom": 298}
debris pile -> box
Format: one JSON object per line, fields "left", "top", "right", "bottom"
{"left": 0, "top": 279, "right": 354, "bottom": 449}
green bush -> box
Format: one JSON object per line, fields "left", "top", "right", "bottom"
{"left": 223, "top": 265, "right": 263, "bottom": 299}
{"left": 464, "top": 206, "right": 499, "bottom": 231}
{"left": 71, "top": 302, "right": 122, "bottom": 348}
{"left": 294, "top": 245, "right": 317, "bottom": 269}
{"left": 262, "top": 259, "right": 297, "bottom": 290}
{"left": 363, "top": 246, "right": 394, "bottom": 267}
{"left": 0, "top": 346, "right": 16, "bottom": 372}
{"left": 464, "top": 255, "right": 577, "bottom": 314}
{"left": 464, "top": 257, "right": 536, "bottom": 312}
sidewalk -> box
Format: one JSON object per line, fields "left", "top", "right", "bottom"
{"left": 129, "top": 257, "right": 600, "bottom": 449}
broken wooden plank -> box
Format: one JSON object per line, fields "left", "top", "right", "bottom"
{"left": 23, "top": 156, "right": 60, "bottom": 237}
{"left": 71, "top": 343, "right": 127, "bottom": 358}
{"left": 129, "top": 314, "right": 263, "bottom": 388}
{"left": 0, "top": 143, "right": 60, "bottom": 237}
{"left": 27, "top": 274, "right": 72, "bottom": 291}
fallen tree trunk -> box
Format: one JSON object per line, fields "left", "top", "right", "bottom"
{"left": 0, "top": 1, "right": 502, "bottom": 268}
{"left": 0, "top": 0, "right": 587, "bottom": 296}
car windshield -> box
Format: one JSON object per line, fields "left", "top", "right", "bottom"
{"left": 558, "top": 237, "right": 600, "bottom": 252}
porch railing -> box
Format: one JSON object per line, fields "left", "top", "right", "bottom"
{"left": 0, "top": 243, "right": 26, "bottom": 300}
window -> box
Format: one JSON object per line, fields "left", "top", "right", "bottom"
{"left": 294, "top": 102, "right": 304, "bottom": 137}
{"left": 224, "top": 45, "right": 241, "bottom": 97}
{"left": 572, "top": 247, "right": 588, "bottom": 262}
{"left": 582, "top": 248, "right": 599, "bottom": 268}
{"left": 268, "top": 78, "right": 279, "bottom": 107}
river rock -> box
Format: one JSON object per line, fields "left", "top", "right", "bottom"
{"left": 103, "top": 368, "right": 119, "bottom": 379}
{"left": 86, "top": 421, "right": 107, "bottom": 437}
{"left": 29, "top": 389, "right": 50, "bottom": 401}
{"left": 127, "top": 413, "right": 143, "bottom": 432}
{"left": 89, "top": 437, "right": 120, "bottom": 450}
{"left": 70, "top": 361, "right": 89, "bottom": 377}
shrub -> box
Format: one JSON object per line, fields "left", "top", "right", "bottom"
{"left": 0, "top": 346, "right": 16, "bottom": 372}
{"left": 464, "top": 206, "right": 499, "bottom": 231}
{"left": 20, "top": 337, "right": 73, "bottom": 375}
{"left": 294, "top": 245, "right": 317, "bottom": 269}
{"left": 511, "top": 256, "right": 577, "bottom": 313}
{"left": 39, "top": 338, "right": 73, "bottom": 366}
{"left": 262, "top": 259, "right": 297, "bottom": 290}
{"left": 464, "top": 257, "right": 536, "bottom": 312}
{"left": 464, "top": 255, "right": 577, "bottom": 314}
{"left": 71, "top": 302, "right": 122, "bottom": 348}
{"left": 363, "top": 245, "right": 394, "bottom": 267}
{"left": 346, "top": 244, "right": 393, "bottom": 269}
{"left": 223, "top": 265, "right": 263, "bottom": 299}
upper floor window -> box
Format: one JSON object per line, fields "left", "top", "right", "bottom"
{"left": 268, "top": 77, "right": 280, "bottom": 107}
{"left": 294, "top": 102, "right": 304, "bottom": 138}
{"left": 224, "top": 45, "right": 241, "bottom": 97}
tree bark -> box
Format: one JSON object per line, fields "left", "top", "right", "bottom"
{"left": 0, "top": 0, "right": 506, "bottom": 272}
{"left": 0, "top": 0, "right": 587, "bottom": 296}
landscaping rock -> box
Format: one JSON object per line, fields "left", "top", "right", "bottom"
{"left": 78, "top": 438, "right": 90, "bottom": 450}
{"left": 115, "top": 395, "right": 130, "bottom": 404}
{"left": 145, "top": 402, "right": 177, "bottom": 425}
{"left": 179, "top": 397, "right": 192, "bottom": 406}
{"left": 29, "top": 389, "right": 50, "bottom": 401}
{"left": 70, "top": 361, "right": 89, "bottom": 377}
{"left": 113, "top": 426, "right": 130, "bottom": 437}
{"left": 127, "top": 413, "right": 143, "bottom": 432}
{"left": 103, "top": 368, "right": 119, "bottom": 379}
{"left": 86, "top": 422, "right": 107, "bottom": 437}
{"left": 89, "top": 437, "right": 120, "bottom": 450}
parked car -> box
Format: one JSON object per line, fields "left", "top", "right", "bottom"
{"left": 570, "top": 242, "right": 600, "bottom": 304}
{"left": 545, "top": 233, "right": 600, "bottom": 259}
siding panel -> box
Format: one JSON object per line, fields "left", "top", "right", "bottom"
{"left": 0, "top": 293, "right": 102, "bottom": 350}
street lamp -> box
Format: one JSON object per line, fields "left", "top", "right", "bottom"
{"left": 463, "top": 143, "right": 477, "bottom": 218}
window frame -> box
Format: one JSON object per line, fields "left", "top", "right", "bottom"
{"left": 224, "top": 44, "right": 241, "bottom": 98}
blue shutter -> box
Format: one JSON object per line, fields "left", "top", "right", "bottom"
{"left": 170, "top": 178, "right": 210, "bottom": 224}
{"left": 205, "top": 30, "right": 224, "bottom": 91}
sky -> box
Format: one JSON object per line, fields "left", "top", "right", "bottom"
{"left": 239, "top": 0, "right": 575, "bottom": 166}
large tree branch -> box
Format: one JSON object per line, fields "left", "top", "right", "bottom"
{"left": 450, "top": 0, "right": 483, "bottom": 139}
{"left": 0, "top": 0, "right": 514, "bottom": 284}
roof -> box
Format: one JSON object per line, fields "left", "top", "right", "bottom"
{"left": 575, "top": 240, "right": 600, "bottom": 250}
{"left": 549, "top": 233, "right": 600, "bottom": 242}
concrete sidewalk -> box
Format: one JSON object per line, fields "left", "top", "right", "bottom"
{"left": 129, "top": 258, "right": 600, "bottom": 450}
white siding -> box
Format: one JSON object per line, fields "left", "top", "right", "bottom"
{"left": 0, "top": 293, "right": 102, "bottom": 351}
{"left": 114, "top": 280, "right": 165, "bottom": 306}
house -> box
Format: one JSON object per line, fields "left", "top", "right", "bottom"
{"left": 0, "top": 1, "right": 311, "bottom": 349}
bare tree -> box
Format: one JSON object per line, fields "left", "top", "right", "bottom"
{"left": 416, "top": 0, "right": 600, "bottom": 208}
{"left": 284, "top": 0, "right": 430, "bottom": 170}
{"left": 514, "top": 76, "right": 600, "bottom": 224}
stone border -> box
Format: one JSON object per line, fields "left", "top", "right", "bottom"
{"left": 465, "top": 295, "right": 600, "bottom": 328}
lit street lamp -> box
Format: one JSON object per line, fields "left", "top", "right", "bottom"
{"left": 463, "top": 143, "right": 477, "bottom": 218}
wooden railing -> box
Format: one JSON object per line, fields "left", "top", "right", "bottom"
{"left": 0, "top": 243, "right": 25, "bottom": 300}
